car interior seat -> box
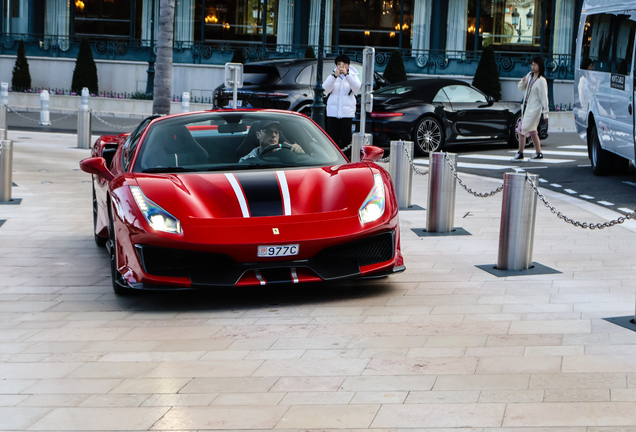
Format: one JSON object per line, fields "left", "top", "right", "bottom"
{"left": 141, "top": 125, "right": 209, "bottom": 169}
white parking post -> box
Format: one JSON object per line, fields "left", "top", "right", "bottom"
{"left": 389, "top": 140, "right": 414, "bottom": 209}
{"left": 40, "top": 90, "right": 51, "bottom": 125}
{"left": 351, "top": 46, "right": 375, "bottom": 163}
{"left": 0, "top": 82, "right": 8, "bottom": 131}
{"left": 77, "top": 88, "right": 91, "bottom": 149}
{"left": 224, "top": 63, "right": 244, "bottom": 109}
{"left": 181, "top": 92, "right": 190, "bottom": 113}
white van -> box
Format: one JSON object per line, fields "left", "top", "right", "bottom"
{"left": 574, "top": 0, "right": 636, "bottom": 175}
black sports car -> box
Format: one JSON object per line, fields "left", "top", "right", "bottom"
{"left": 212, "top": 58, "right": 389, "bottom": 116}
{"left": 356, "top": 78, "right": 523, "bottom": 156}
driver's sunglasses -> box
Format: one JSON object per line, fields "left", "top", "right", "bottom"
{"left": 263, "top": 128, "right": 281, "bottom": 135}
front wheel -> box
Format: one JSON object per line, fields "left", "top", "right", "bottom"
{"left": 413, "top": 116, "right": 444, "bottom": 156}
{"left": 590, "top": 124, "right": 613, "bottom": 176}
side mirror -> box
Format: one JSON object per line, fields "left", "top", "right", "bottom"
{"left": 478, "top": 95, "right": 495, "bottom": 108}
{"left": 360, "top": 145, "right": 384, "bottom": 162}
{"left": 80, "top": 157, "right": 115, "bottom": 182}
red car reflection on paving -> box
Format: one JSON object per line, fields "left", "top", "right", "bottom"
{"left": 80, "top": 109, "right": 404, "bottom": 294}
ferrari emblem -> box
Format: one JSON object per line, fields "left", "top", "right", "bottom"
{"left": 272, "top": 228, "right": 279, "bottom": 235}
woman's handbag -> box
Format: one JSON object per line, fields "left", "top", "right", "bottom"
{"left": 538, "top": 114, "right": 549, "bottom": 140}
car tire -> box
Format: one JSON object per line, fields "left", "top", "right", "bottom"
{"left": 93, "top": 187, "right": 107, "bottom": 247}
{"left": 108, "top": 203, "right": 133, "bottom": 295}
{"left": 590, "top": 124, "right": 613, "bottom": 176}
{"left": 413, "top": 116, "right": 444, "bottom": 156}
{"left": 508, "top": 113, "right": 529, "bottom": 148}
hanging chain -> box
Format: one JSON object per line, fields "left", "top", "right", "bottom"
{"left": 5, "top": 106, "right": 74, "bottom": 124}
{"left": 524, "top": 173, "right": 635, "bottom": 229}
{"left": 89, "top": 110, "right": 138, "bottom": 130}
{"left": 444, "top": 151, "right": 503, "bottom": 197}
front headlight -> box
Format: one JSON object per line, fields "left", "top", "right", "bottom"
{"left": 130, "top": 186, "right": 181, "bottom": 234}
{"left": 359, "top": 174, "right": 386, "bottom": 223}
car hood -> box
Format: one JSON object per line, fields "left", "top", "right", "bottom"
{"left": 132, "top": 164, "right": 375, "bottom": 222}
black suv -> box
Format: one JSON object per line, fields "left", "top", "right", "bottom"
{"left": 212, "top": 58, "right": 388, "bottom": 115}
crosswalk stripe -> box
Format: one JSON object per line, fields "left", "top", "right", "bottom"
{"left": 558, "top": 145, "right": 587, "bottom": 150}
{"left": 414, "top": 159, "right": 515, "bottom": 170}
{"left": 564, "top": 189, "right": 577, "bottom": 194}
{"left": 536, "top": 150, "right": 588, "bottom": 157}
{"left": 462, "top": 153, "right": 575, "bottom": 164}
{"left": 618, "top": 207, "right": 634, "bottom": 213}
{"left": 597, "top": 201, "right": 614, "bottom": 206}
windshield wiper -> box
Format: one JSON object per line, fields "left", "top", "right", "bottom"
{"left": 141, "top": 167, "right": 199, "bottom": 173}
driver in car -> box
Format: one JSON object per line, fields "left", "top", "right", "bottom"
{"left": 239, "top": 121, "right": 305, "bottom": 163}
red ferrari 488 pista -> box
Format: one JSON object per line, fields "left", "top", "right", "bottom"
{"left": 80, "top": 109, "right": 404, "bottom": 293}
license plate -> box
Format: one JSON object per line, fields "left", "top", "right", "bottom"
{"left": 258, "top": 244, "right": 299, "bottom": 257}
{"left": 236, "top": 100, "right": 243, "bottom": 107}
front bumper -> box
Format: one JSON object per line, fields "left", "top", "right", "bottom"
{"left": 121, "top": 230, "right": 402, "bottom": 289}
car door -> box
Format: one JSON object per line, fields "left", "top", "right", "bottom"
{"left": 440, "top": 84, "right": 506, "bottom": 139}
{"left": 609, "top": 12, "right": 636, "bottom": 162}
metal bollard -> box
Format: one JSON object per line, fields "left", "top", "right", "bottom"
{"left": 497, "top": 173, "right": 539, "bottom": 271}
{"left": 427, "top": 152, "right": 457, "bottom": 232}
{"left": 0, "top": 139, "right": 13, "bottom": 202}
{"left": 40, "top": 90, "right": 51, "bottom": 125}
{"left": 0, "top": 82, "right": 7, "bottom": 131}
{"left": 77, "top": 88, "right": 91, "bottom": 149}
{"left": 351, "top": 132, "right": 372, "bottom": 163}
{"left": 0, "top": 129, "right": 6, "bottom": 140}
{"left": 389, "top": 140, "right": 414, "bottom": 209}
{"left": 181, "top": 92, "right": 190, "bottom": 113}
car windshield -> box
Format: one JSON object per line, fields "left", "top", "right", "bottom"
{"left": 374, "top": 84, "right": 414, "bottom": 95}
{"left": 133, "top": 112, "right": 347, "bottom": 173}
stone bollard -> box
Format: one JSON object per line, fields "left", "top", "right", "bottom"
{"left": 40, "top": 90, "right": 51, "bottom": 125}
{"left": 426, "top": 152, "right": 457, "bottom": 233}
{"left": 0, "top": 139, "right": 13, "bottom": 202}
{"left": 181, "top": 92, "right": 190, "bottom": 113}
{"left": 351, "top": 132, "right": 372, "bottom": 163}
{"left": 388, "top": 140, "right": 414, "bottom": 209}
{"left": 497, "top": 173, "right": 539, "bottom": 270}
{"left": 77, "top": 88, "right": 91, "bottom": 149}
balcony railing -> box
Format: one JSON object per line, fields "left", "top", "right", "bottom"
{"left": 0, "top": 34, "right": 575, "bottom": 80}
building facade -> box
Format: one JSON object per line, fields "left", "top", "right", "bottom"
{"left": 0, "top": 0, "right": 582, "bottom": 101}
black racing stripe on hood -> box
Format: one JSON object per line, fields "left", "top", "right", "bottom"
{"left": 235, "top": 172, "right": 283, "bottom": 217}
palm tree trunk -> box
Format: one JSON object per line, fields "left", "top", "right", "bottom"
{"left": 152, "top": 0, "right": 175, "bottom": 115}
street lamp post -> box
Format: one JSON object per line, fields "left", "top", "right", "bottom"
{"left": 310, "top": 0, "right": 327, "bottom": 129}
{"left": 145, "top": 0, "right": 156, "bottom": 94}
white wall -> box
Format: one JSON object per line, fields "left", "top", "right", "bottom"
{"left": 0, "top": 56, "right": 226, "bottom": 97}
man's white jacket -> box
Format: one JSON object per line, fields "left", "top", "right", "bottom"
{"left": 322, "top": 65, "right": 362, "bottom": 119}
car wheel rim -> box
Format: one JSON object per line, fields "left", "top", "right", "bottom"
{"left": 417, "top": 119, "right": 441, "bottom": 152}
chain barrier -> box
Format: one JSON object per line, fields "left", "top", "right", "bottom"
{"left": 443, "top": 151, "right": 503, "bottom": 198}
{"left": 89, "top": 110, "right": 137, "bottom": 130}
{"left": 524, "top": 173, "right": 635, "bottom": 229}
{"left": 5, "top": 106, "right": 73, "bottom": 124}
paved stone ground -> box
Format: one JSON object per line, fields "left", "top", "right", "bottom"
{"left": 1, "top": 130, "right": 636, "bottom": 431}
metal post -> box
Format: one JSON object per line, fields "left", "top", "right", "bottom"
{"left": 389, "top": 140, "right": 414, "bottom": 209}
{"left": 232, "top": 66, "right": 238, "bottom": 109}
{"left": 0, "top": 82, "right": 8, "bottom": 131}
{"left": 497, "top": 173, "right": 539, "bottom": 271}
{"left": 0, "top": 129, "right": 6, "bottom": 140}
{"left": 181, "top": 92, "right": 190, "bottom": 113}
{"left": 351, "top": 133, "right": 372, "bottom": 163}
{"left": 310, "top": 0, "right": 327, "bottom": 129}
{"left": 0, "top": 139, "right": 13, "bottom": 203}
{"left": 39, "top": 90, "right": 51, "bottom": 125}
{"left": 427, "top": 152, "right": 457, "bottom": 232}
{"left": 145, "top": 0, "right": 156, "bottom": 94}
{"left": 77, "top": 88, "right": 91, "bottom": 149}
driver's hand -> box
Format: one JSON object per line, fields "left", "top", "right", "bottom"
{"left": 288, "top": 143, "right": 305, "bottom": 154}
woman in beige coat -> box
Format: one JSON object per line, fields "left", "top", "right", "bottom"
{"left": 512, "top": 57, "right": 549, "bottom": 160}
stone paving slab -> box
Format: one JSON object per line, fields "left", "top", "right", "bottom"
{"left": 1, "top": 130, "right": 636, "bottom": 431}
